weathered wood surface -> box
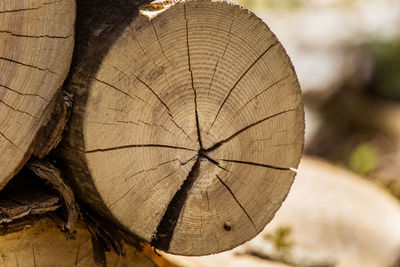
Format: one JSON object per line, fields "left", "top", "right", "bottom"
{"left": 0, "top": 217, "right": 156, "bottom": 267}
{"left": 0, "top": 169, "right": 60, "bottom": 224}
{"left": 58, "top": 0, "right": 304, "bottom": 255}
{"left": 0, "top": 0, "right": 75, "bottom": 189}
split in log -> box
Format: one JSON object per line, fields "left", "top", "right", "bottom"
{"left": 58, "top": 0, "right": 304, "bottom": 255}
{"left": 0, "top": 0, "right": 75, "bottom": 189}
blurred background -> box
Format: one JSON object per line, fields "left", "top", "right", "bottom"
{"left": 155, "top": 0, "right": 400, "bottom": 266}
{"left": 236, "top": 0, "right": 400, "bottom": 185}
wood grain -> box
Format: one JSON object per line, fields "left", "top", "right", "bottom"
{"left": 0, "top": 217, "right": 156, "bottom": 267}
{"left": 0, "top": 0, "right": 75, "bottom": 189}
{"left": 59, "top": 0, "right": 304, "bottom": 255}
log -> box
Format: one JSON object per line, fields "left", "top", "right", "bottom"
{"left": 0, "top": 216, "right": 156, "bottom": 266}
{"left": 58, "top": 0, "right": 304, "bottom": 255}
{"left": 0, "top": 0, "right": 75, "bottom": 189}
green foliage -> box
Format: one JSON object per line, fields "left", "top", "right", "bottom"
{"left": 263, "top": 226, "right": 293, "bottom": 253}
{"left": 367, "top": 38, "right": 400, "bottom": 99}
{"left": 348, "top": 143, "right": 377, "bottom": 175}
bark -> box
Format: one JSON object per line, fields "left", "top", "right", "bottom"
{"left": 57, "top": 0, "right": 304, "bottom": 256}
{"left": 28, "top": 159, "right": 78, "bottom": 235}
{"left": 0, "top": 168, "right": 60, "bottom": 224}
{"left": 0, "top": 0, "right": 76, "bottom": 189}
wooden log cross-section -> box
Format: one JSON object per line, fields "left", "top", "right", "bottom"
{"left": 0, "top": 217, "right": 156, "bottom": 267}
{"left": 59, "top": 0, "right": 304, "bottom": 256}
{"left": 0, "top": 0, "right": 76, "bottom": 189}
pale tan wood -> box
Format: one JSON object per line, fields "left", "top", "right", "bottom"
{"left": 59, "top": 0, "right": 304, "bottom": 255}
{"left": 0, "top": 217, "right": 156, "bottom": 267}
{"left": 0, "top": 0, "right": 75, "bottom": 189}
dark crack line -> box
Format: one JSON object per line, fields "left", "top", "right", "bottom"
{"left": 123, "top": 169, "right": 146, "bottom": 183}
{"left": 133, "top": 37, "right": 175, "bottom": 106}
{"left": 108, "top": 183, "right": 141, "bottom": 207}
{"left": 133, "top": 75, "right": 195, "bottom": 146}
{"left": 208, "top": 41, "right": 279, "bottom": 131}
{"left": 0, "top": 0, "right": 58, "bottom": 13}
{"left": 153, "top": 122, "right": 175, "bottom": 136}
{"left": 158, "top": 158, "right": 181, "bottom": 167}
{"left": 220, "top": 159, "right": 293, "bottom": 171}
{"left": 0, "top": 84, "right": 49, "bottom": 102}
{"left": 110, "top": 62, "right": 168, "bottom": 112}
{"left": 87, "top": 121, "right": 122, "bottom": 126}
{"left": 150, "top": 21, "right": 170, "bottom": 64}
{"left": 85, "top": 144, "right": 196, "bottom": 154}
{"left": 106, "top": 106, "right": 124, "bottom": 113}
{"left": 207, "top": 17, "right": 234, "bottom": 97}
{"left": 135, "top": 35, "right": 176, "bottom": 111}
{"left": 0, "top": 7, "right": 42, "bottom": 13}
{"left": 205, "top": 189, "right": 210, "bottom": 211}
{"left": 44, "top": 1, "right": 59, "bottom": 5}
{"left": 0, "top": 130, "right": 21, "bottom": 151}
{"left": 32, "top": 244, "right": 37, "bottom": 267}
{"left": 151, "top": 155, "right": 201, "bottom": 251}
{"left": 135, "top": 167, "right": 182, "bottom": 211}
{"left": 138, "top": 120, "right": 175, "bottom": 136}
{"left": 170, "top": 118, "right": 193, "bottom": 143}
{"left": 0, "top": 98, "right": 38, "bottom": 119}
{"left": 179, "top": 155, "right": 197, "bottom": 165}
{"left": 216, "top": 174, "right": 256, "bottom": 230}
{"left": 185, "top": 5, "right": 202, "bottom": 148}
{"left": 208, "top": 58, "right": 220, "bottom": 96}
{"left": 133, "top": 73, "right": 171, "bottom": 112}
{"left": 74, "top": 243, "right": 81, "bottom": 266}
{"left": 134, "top": 35, "right": 174, "bottom": 95}
{"left": 89, "top": 76, "right": 149, "bottom": 105}
{"left": 111, "top": 57, "right": 193, "bottom": 144}
{"left": 113, "top": 63, "right": 193, "bottom": 143}
{"left": 106, "top": 158, "right": 177, "bottom": 185}
{"left": 109, "top": 160, "right": 182, "bottom": 206}
{"left": 206, "top": 109, "right": 297, "bottom": 152}
{"left": 125, "top": 158, "right": 180, "bottom": 183}
{"left": 222, "top": 17, "right": 235, "bottom": 58}
{"left": 0, "top": 30, "right": 71, "bottom": 39}
{"left": 0, "top": 56, "right": 55, "bottom": 74}
{"left": 236, "top": 74, "right": 292, "bottom": 115}
{"left": 199, "top": 152, "right": 231, "bottom": 173}
{"left": 116, "top": 120, "right": 139, "bottom": 126}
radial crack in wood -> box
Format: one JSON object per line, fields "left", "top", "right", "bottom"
{"left": 151, "top": 156, "right": 200, "bottom": 250}
{"left": 58, "top": 0, "right": 304, "bottom": 256}
{"left": 0, "top": 0, "right": 75, "bottom": 189}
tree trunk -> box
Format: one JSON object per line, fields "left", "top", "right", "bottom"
{"left": 0, "top": 0, "right": 75, "bottom": 189}
{"left": 0, "top": 216, "right": 156, "bottom": 267}
{"left": 58, "top": 0, "right": 304, "bottom": 256}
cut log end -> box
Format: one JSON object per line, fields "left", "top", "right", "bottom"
{"left": 0, "top": 0, "right": 76, "bottom": 189}
{"left": 0, "top": 217, "right": 156, "bottom": 267}
{"left": 60, "top": 0, "right": 304, "bottom": 255}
